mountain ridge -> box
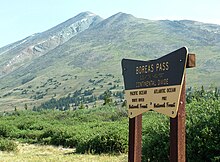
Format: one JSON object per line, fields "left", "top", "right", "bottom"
{"left": 0, "top": 11, "right": 220, "bottom": 111}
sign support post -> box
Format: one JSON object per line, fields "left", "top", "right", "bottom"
{"left": 170, "top": 54, "right": 195, "bottom": 162}
{"left": 170, "top": 76, "right": 186, "bottom": 162}
{"left": 128, "top": 114, "right": 142, "bottom": 162}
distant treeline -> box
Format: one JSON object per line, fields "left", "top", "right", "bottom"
{"left": 34, "top": 88, "right": 124, "bottom": 111}
{"left": 33, "top": 86, "right": 219, "bottom": 112}
{"left": 186, "top": 86, "right": 219, "bottom": 103}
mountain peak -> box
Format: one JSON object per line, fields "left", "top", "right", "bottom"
{"left": 75, "top": 11, "right": 97, "bottom": 18}
{"left": 111, "top": 12, "right": 135, "bottom": 20}
{"left": 94, "top": 12, "right": 136, "bottom": 29}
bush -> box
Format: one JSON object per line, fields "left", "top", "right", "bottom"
{"left": 76, "top": 127, "right": 128, "bottom": 154}
{"left": 0, "top": 138, "right": 17, "bottom": 152}
{"left": 0, "top": 124, "right": 15, "bottom": 138}
{"left": 39, "top": 127, "right": 78, "bottom": 147}
{"left": 142, "top": 112, "right": 169, "bottom": 161}
{"left": 186, "top": 99, "right": 220, "bottom": 161}
{"left": 17, "top": 120, "right": 34, "bottom": 130}
{"left": 142, "top": 92, "right": 220, "bottom": 161}
{"left": 16, "top": 130, "right": 41, "bottom": 143}
{"left": 50, "top": 128, "right": 75, "bottom": 147}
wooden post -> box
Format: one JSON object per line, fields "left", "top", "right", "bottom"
{"left": 170, "top": 76, "right": 186, "bottom": 162}
{"left": 128, "top": 114, "right": 142, "bottom": 162}
{"left": 170, "top": 54, "right": 196, "bottom": 162}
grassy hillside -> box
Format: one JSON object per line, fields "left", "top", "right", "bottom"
{"left": 0, "top": 12, "right": 220, "bottom": 111}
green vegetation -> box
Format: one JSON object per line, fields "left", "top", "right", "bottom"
{"left": 0, "top": 139, "right": 17, "bottom": 152}
{"left": 142, "top": 87, "right": 220, "bottom": 161}
{"left": 186, "top": 88, "right": 220, "bottom": 161}
{"left": 0, "top": 87, "right": 219, "bottom": 161}
{"left": 0, "top": 106, "right": 128, "bottom": 155}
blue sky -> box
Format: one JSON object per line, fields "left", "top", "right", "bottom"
{"left": 0, "top": 0, "right": 219, "bottom": 48}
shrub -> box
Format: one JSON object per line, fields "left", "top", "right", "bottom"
{"left": 39, "top": 127, "right": 78, "bottom": 147}
{"left": 17, "top": 121, "right": 34, "bottom": 130}
{"left": 142, "top": 112, "right": 169, "bottom": 161}
{"left": 50, "top": 128, "right": 74, "bottom": 147}
{"left": 0, "top": 138, "right": 17, "bottom": 152}
{"left": 38, "top": 128, "right": 57, "bottom": 145}
{"left": 186, "top": 99, "right": 220, "bottom": 161}
{"left": 0, "top": 124, "right": 15, "bottom": 138}
{"left": 76, "top": 125, "right": 128, "bottom": 154}
{"left": 142, "top": 94, "right": 220, "bottom": 161}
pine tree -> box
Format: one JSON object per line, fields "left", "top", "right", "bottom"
{"left": 79, "top": 102, "right": 85, "bottom": 109}
{"left": 32, "top": 106, "right": 37, "bottom": 111}
{"left": 122, "top": 100, "right": 127, "bottom": 107}
{"left": 103, "top": 90, "right": 112, "bottom": 105}
{"left": 24, "top": 103, "right": 28, "bottom": 110}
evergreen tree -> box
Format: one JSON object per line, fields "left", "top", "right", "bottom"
{"left": 122, "top": 100, "right": 126, "bottom": 107}
{"left": 24, "top": 103, "right": 28, "bottom": 110}
{"left": 32, "top": 106, "right": 37, "bottom": 111}
{"left": 103, "top": 90, "right": 112, "bottom": 105}
{"left": 79, "top": 102, "right": 85, "bottom": 109}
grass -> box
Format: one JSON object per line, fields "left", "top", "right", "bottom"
{"left": 0, "top": 143, "right": 127, "bottom": 162}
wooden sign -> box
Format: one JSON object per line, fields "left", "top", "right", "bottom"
{"left": 122, "top": 47, "right": 188, "bottom": 118}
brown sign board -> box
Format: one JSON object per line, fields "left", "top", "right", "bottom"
{"left": 122, "top": 47, "right": 188, "bottom": 118}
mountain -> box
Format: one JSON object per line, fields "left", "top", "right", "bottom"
{"left": 0, "top": 11, "right": 103, "bottom": 77}
{"left": 0, "top": 12, "right": 220, "bottom": 111}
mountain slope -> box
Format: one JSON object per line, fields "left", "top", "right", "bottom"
{"left": 0, "top": 11, "right": 103, "bottom": 77}
{"left": 0, "top": 12, "right": 220, "bottom": 111}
